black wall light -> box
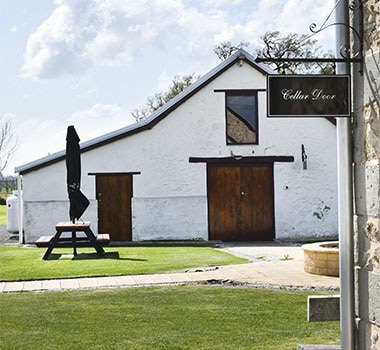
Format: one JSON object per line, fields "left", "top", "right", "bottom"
{"left": 301, "top": 144, "right": 308, "bottom": 170}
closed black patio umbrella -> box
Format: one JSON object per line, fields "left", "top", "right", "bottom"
{"left": 66, "top": 125, "right": 89, "bottom": 223}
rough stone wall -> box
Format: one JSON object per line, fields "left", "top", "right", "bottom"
{"left": 226, "top": 110, "right": 257, "bottom": 143}
{"left": 354, "top": 1, "right": 380, "bottom": 349}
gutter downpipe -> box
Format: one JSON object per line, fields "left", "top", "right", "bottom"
{"left": 335, "top": 1, "right": 355, "bottom": 349}
{"left": 17, "top": 173, "right": 23, "bottom": 245}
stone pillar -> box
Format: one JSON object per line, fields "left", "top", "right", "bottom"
{"left": 353, "top": 1, "right": 380, "bottom": 349}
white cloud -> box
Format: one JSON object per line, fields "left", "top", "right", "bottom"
{"left": 85, "top": 31, "right": 134, "bottom": 66}
{"left": 20, "top": 0, "right": 336, "bottom": 80}
{"left": 78, "top": 88, "right": 97, "bottom": 99}
{"left": 1, "top": 112, "right": 17, "bottom": 121}
{"left": 20, "top": 0, "right": 237, "bottom": 79}
{"left": 203, "top": 0, "right": 244, "bottom": 7}
{"left": 276, "top": 0, "right": 336, "bottom": 48}
{"left": 19, "top": 2, "right": 92, "bottom": 79}
{"left": 69, "top": 103, "right": 123, "bottom": 122}
{"left": 238, "top": 0, "right": 336, "bottom": 50}
{"left": 11, "top": 103, "right": 134, "bottom": 173}
{"left": 156, "top": 71, "right": 173, "bottom": 91}
{"left": 68, "top": 103, "right": 134, "bottom": 141}
{"left": 11, "top": 117, "right": 65, "bottom": 173}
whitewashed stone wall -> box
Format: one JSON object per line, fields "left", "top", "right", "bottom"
{"left": 354, "top": 1, "right": 380, "bottom": 349}
{"left": 20, "top": 61, "right": 338, "bottom": 243}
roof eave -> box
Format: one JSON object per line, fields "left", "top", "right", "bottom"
{"left": 16, "top": 49, "right": 272, "bottom": 175}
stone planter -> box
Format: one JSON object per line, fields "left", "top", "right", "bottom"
{"left": 302, "top": 241, "right": 339, "bottom": 277}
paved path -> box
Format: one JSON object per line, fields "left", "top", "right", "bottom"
{"left": 0, "top": 243, "right": 339, "bottom": 293}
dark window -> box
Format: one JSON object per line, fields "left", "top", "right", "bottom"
{"left": 226, "top": 92, "right": 258, "bottom": 145}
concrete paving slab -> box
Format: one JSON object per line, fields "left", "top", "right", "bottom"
{"left": 149, "top": 274, "right": 177, "bottom": 284}
{"left": 187, "top": 271, "right": 225, "bottom": 281}
{"left": 41, "top": 280, "right": 61, "bottom": 290}
{"left": 77, "top": 278, "right": 99, "bottom": 289}
{"left": 3, "top": 282, "right": 24, "bottom": 292}
{"left": 96, "top": 277, "right": 117, "bottom": 287}
{"left": 0, "top": 282, "right": 5, "bottom": 292}
{"left": 307, "top": 295, "right": 340, "bottom": 322}
{"left": 60, "top": 279, "right": 80, "bottom": 290}
{"left": 130, "top": 275, "right": 156, "bottom": 285}
{"left": 22, "top": 281, "right": 43, "bottom": 291}
{"left": 114, "top": 276, "right": 136, "bottom": 286}
{"left": 167, "top": 274, "right": 193, "bottom": 283}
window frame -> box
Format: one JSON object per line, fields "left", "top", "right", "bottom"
{"left": 224, "top": 90, "right": 260, "bottom": 146}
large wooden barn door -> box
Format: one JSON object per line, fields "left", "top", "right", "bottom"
{"left": 96, "top": 175, "right": 132, "bottom": 241}
{"left": 207, "top": 164, "right": 274, "bottom": 241}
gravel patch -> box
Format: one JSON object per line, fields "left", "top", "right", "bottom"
{"left": 197, "top": 279, "right": 339, "bottom": 292}
{"left": 221, "top": 242, "right": 304, "bottom": 262}
{"left": 0, "top": 225, "right": 18, "bottom": 245}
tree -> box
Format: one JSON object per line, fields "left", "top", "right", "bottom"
{"left": 133, "top": 33, "right": 334, "bottom": 122}
{"left": 255, "top": 31, "right": 334, "bottom": 74}
{"left": 0, "top": 118, "right": 17, "bottom": 172}
{"left": 214, "top": 33, "right": 334, "bottom": 74}
{"left": 131, "top": 73, "right": 200, "bottom": 122}
{"left": 214, "top": 41, "right": 249, "bottom": 61}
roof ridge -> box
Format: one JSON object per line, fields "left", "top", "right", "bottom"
{"left": 16, "top": 51, "right": 272, "bottom": 174}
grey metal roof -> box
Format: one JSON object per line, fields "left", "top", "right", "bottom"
{"left": 16, "top": 49, "right": 273, "bottom": 174}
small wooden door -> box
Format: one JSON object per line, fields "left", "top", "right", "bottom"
{"left": 96, "top": 175, "right": 132, "bottom": 241}
{"left": 207, "top": 164, "right": 274, "bottom": 241}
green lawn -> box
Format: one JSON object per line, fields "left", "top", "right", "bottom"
{"left": 0, "top": 286, "right": 340, "bottom": 350}
{"left": 0, "top": 246, "right": 248, "bottom": 281}
{"left": 0, "top": 204, "right": 6, "bottom": 225}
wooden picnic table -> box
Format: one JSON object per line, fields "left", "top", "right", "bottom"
{"left": 36, "top": 221, "right": 109, "bottom": 260}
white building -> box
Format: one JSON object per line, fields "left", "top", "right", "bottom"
{"left": 16, "top": 50, "right": 338, "bottom": 243}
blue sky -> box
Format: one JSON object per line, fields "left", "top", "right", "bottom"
{"left": 0, "top": 0, "right": 335, "bottom": 175}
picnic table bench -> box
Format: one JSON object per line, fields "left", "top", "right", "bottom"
{"left": 36, "top": 221, "right": 110, "bottom": 260}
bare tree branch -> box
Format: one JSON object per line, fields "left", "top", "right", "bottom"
{"left": 131, "top": 73, "right": 200, "bottom": 122}
{"left": 214, "top": 41, "right": 249, "bottom": 61}
{"left": 255, "top": 31, "right": 334, "bottom": 74}
{"left": 0, "top": 118, "right": 18, "bottom": 171}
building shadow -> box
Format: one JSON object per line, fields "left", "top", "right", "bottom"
{"left": 46, "top": 252, "right": 147, "bottom": 261}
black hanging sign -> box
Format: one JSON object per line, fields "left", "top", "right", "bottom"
{"left": 267, "top": 75, "right": 351, "bottom": 117}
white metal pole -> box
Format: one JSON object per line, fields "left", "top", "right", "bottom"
{"left": 335, "top": 1, "right": 355, "bottom": 349}
{"left": 17, "top": 173, "right": 23, "bottom": 245}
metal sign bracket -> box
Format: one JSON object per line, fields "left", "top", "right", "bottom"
{"left": 255, "top": 0, "right": 364, "bottom": 74}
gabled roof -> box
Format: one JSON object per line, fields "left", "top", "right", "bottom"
{"left": 16, "top": 49, "right": 272, "bottom": 175}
